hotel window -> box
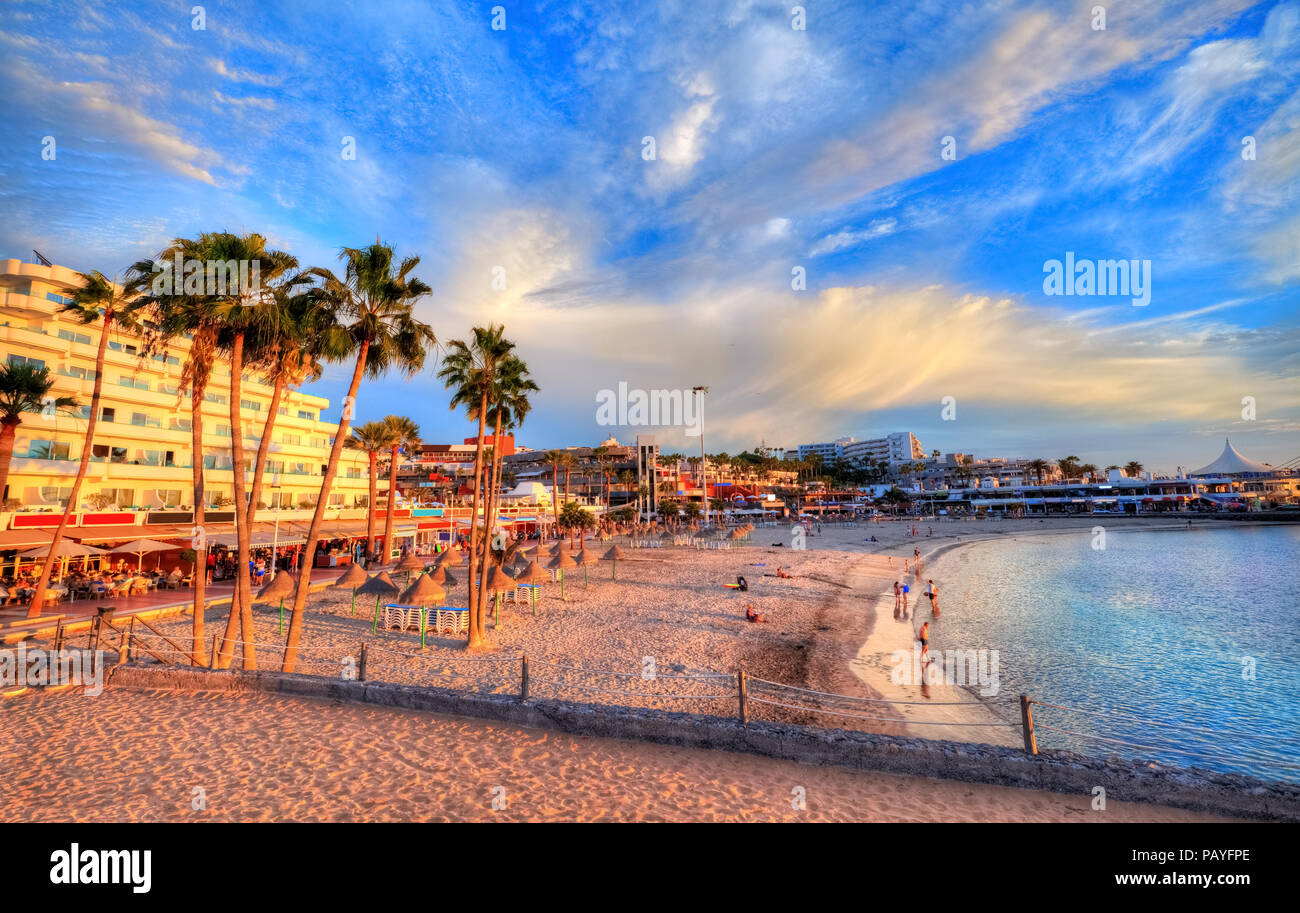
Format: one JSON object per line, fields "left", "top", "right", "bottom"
{"left": 171, "top": 418, "right": 192, "bottom": 432}
{"left": 277, "top": 406, "right": 288, "bottom": 416}
{"left": 202, "top": 454, "right": 233, "bottom": 470}
{"left": 131, "top": 412, "right": 161, "bottom": 428}
{"left": 59, "top": 365, "right": 96, "bottom": 380}
{"left": 57, "top": 329, "right": 92, "bottom": 345}
{"left": 8, "top": 354, "right": 46, "bottom": 370}
{"left": 203, "top": 489, "right": 222, "bottom": 504}
{"left": 100, "top": 407, "right": 115, "bottom": 423}
{"left": 155, "top": 490, "right": 183, "bottom": 507}
{"left": 241, "top": 398, "right": 260, "bottom": 411}
{"left": 91, "top": 444, "right": 128, "bottom": 464}
{"left": 297, "top": 410, "right": 315, "bottom": 421}
{"left": 98, "top": 488, "right": 134, "bottom": 508}
{"left": 215, "top": 424, "right": 231, "bottom": 437}
{"left": 119, "top": 376, "right": 150, "bottom": 390}
{"left": 204, "top": 392, "right": 227, "bottom": 404}
{"left": 345, "top": 467, "right": 362, "bottom": 479}
{"left": 265, "top": 460, "right": 285, "bottom": 474}
{"left": 45, "top": 292, "right": 74, "bottom": 306}
{"left": 312, "top": 438, "right": 327, "bottom": 449}
{"left": 329, "top": 493, "right": 345, "bottom": 506}
{"left": 150, "top": 353, "right": 180, "bottom": 366}
{"left": 26, "top": 439, "right": 71, "bottom": 460}
{"left": 107, "top": 341, "right": 139, "bottom": 355}
{"left": 281, "top": 433, "right": 301, "bottom": 446}
{"left": 158, "top": 382, "right": 178, "bottom": 395}
{"left": 39, "top": 486, "right": 73, "bottom": 507}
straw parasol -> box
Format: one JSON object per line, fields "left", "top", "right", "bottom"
{"left": 109, "top": 537, "right": 178, "bottom": 572}
{"left": 332, "top": 561, "right": 368, "bottom": 614}
{"left": 425, "top": 565, "right": 447, "bottom": 586}
{"left": 396, "top": 552, "right": 426, "bottom": 575}
{"left": 254, "top": 572, "right": 298, "bottom": 634}
{"left": 357, "top": 571, "right": 400, "bottom": 633}
{"left": 547, "top": 550, "right": 578, "bottom": 599}
{"left": 513, "top": 560, "right": 548, "bottom": 615}
{"left": 601, "top": 544, "right": 626, "bottom": 579}
{"left": 441, "top": 567, "right": 459, "bottom": 588}
{"left": 574, "top": 548, "right": 594, "bottom": 586}
{"left": 484, "top": 565, "right": 514, "bottom": 628}
{"left": 402, "top": 572, "right": 446, "bottom": 604}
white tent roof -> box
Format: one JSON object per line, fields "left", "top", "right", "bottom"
{"left": 1191, "top": 438, "right": 1274, "bottom": 476}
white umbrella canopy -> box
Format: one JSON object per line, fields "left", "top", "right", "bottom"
{"left": 109, "top": 537, "right": 180, "bottom": 571}
{"left": 19, "top": 541, "right": 107, "bottom": 560}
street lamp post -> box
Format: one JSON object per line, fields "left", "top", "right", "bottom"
{"left": 693, "top": 386, "right": 709, "bottom": 525}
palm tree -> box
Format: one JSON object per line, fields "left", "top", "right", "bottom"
{"left": 544, "top": 450, "right": 566, "bottom": 528}
{"left": 1027, "top": 459, "right": 1049, "bottom": 486}
{"left": 480, "top": 356, "right": 538, "bottom": 580}
{"left": 282, "top": 243, "right": 434, "bottom": 672}
{"left": 27, "top": 271, "right": 141, "bottom": 617}
{"left": 438, "top": 324, "right": 516, "bottom": 648}
{"left": 345, "top": 421, "right": 396, "bottom": 564}
{"left": 0, "top": 363, "right": 78, "bottom": 515}
{"left": 591, "top": 444, "right": 611, "bottom": 509}
{"left": 1056, "top": 455, "right": 1081, "bottom": 481}
{"left": 1124, "top": 461, "right": 1144, "bottom": 478}
{"left": 206, "top": 233, "right": 296, "bottom": 670}
{"left": 243, "top": 283, "right": 328, "bottom": 531}
{"left": 378, "top": 415, "right": 421, "bottom": 563}
{"left": 1079, "top": 463, "right": 1098, "bottom": 484}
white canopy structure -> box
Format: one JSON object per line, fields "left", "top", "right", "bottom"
{"left": 1191, "top": 438, "right": 1274, "bottom": 477}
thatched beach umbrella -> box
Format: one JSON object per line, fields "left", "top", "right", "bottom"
{"left": 357, "top": 571, "right": 400, "bottom": 633}
{"left": 333, "top": 562, "right": 368, "bottom": 615}
{"left": 254, "top": 571, "right": 298, "bottom": 634}
{"left": 396, "top": 552, "right": 426, "bottom": 576}
{"left": 514, "top": 560, "right": 547, "bottom": 615}
{"left": 574, "top": 548, "right": 594, "bottom": 586}
{"left": 601, "top": 544, "right": 626, "bottom": 580}
{"left": 484, "top": 565, "right": 514, "bottom": 628}
{"left": 426, "top": 565, "right": 447, "bottom": 586}
{"left": 401, "top": 572, "right": 448, "bottom": 647}
{"left": 547, "top": 550, "right": 578, "bottom": 599}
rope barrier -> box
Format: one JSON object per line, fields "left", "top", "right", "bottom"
{"left": 748, "top": 695, "right": 1019, "bottom": 726}
{"left": 747, "top": 675, "right": 1012, "bottom": 707}
{"left": 365, "top": 644, "right": 517, "bottom": 663}
{"left": 528, "top": 659, "right": 729, "bottom": 680}
{"left": 528, "top": 678, "right": 732, "bottom": 700}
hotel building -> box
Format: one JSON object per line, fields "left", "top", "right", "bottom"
{"left": 0, "top": 258, "right": 372, "bottom": 517}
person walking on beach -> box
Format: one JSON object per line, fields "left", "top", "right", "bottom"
{"left": 901, "top": 582, "right": 909, "bottom": 615}
{"left": 893, "top": 580, "right": 902, "bottom": 618}
{"left": 918, "top": 621, "right": 930, "bottom": 664}
{"left": 925, "top": 578, "right": 939, "bottom": 617}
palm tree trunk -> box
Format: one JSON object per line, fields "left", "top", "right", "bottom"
{"left": 189, "top": 377, "right": 208, "bottom": 666}
{"left": 464, "top": 391, "right": 488, "bottom": 647}
{"left": 218, "top": 332, "right": 256, "bottom": 670}
{"left": 551, "top": 463, "right": 560, "bottom": 534}
{"left": 479, "top": 412, "right": 504, "bottom": 634}
{"left": 366, "top": 451, "right": 377, "bottom": 563}
{"left": 0, "top": 421, "right": 19, "bottom": 505}
{"left": 282, "top": 340, "right": 368, "bottom": 673}
{"left": 245, "top": 373, "right": 285, "bottom": 526}
{"left": 29, "top": 310, "right": 111, "bottom": 617}
{"left": 381, "top": 445, "right": 399, "bottom": 563}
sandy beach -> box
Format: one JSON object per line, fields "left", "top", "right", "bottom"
{"left": 1, "top": 687, "right": 1230, "bottom": 822}
{"left": 3, "top": 514, "right": 1248, "bottom": 822}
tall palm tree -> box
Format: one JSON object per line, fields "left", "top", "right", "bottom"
{"left": 131, "top": 234, "right": 240, "bottom": 665}
{"left": 243, "top": 284, "right": 328, "bottom": 528}
{"left": 1124, "top": 461, "right": 1144, "bottom": 478}
{"left": 205, "top": 233, "right": 297, "bottom": 670}
{"left": 27, "top": 271, "right": 141, "bottom": 617}
{"left": 281, "top": 243, "right": 434, "bottom": 672}
{"left": 379, "top": 414, "right": 421, "bottom": 563}
{"left": 438, "top": 324, "right": 516, "bottom": 648}
{"left": 1079, "top": 463, "right": 1098, "bottom": 484}
{"left": 544, "top": 450, "right": 566, "bottom": 529}
{"left": 345, "top": 421, "right": 396, "bottom": 563}
{"left": 0, "top": 363, "right": 77, "bottom": 516}
{"left": 591, "top": 444, "right": 611, "bottom": 509}
{"left": 481, "top": 356, "right": 537, "bottom": 574}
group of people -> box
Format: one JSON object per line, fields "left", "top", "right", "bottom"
{"left": 2, "top": 565, "right": 189, "bottom": 606}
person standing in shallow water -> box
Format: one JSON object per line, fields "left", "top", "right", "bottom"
{"left": 925, "top": 578, "right": 939, "bottom": 617}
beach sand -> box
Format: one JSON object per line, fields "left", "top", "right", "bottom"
{"left": 1, "top": 687, "right": 1230, "bottom": 822}
{"left": 3, "top": 514, "right": 1232, "bottom": 822}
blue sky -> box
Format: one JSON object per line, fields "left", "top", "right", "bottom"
{"left": 1, "top": 0, "right": 1297, "bottom": 472}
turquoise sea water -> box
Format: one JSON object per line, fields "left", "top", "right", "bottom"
{"left": 927, "top": 524, "right": 1300, "bottom": 783}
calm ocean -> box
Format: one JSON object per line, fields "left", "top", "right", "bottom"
{"left": 927, "top": 523, "right": 1300, "bottom": 783}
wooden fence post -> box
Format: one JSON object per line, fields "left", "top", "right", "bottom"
{"left": 119, "top": 620, "right": 132, "bottom": 665}
{"left": 1020, "top": 694, "right": 1037, "bottom": 755}
{"left": 358, "top": 642, "right": 368, "bottom": 682}
{"left": 52, "top": 620, "right": 64, "bottom": 655}
{"left": 520, "top": 653, "right": 529, "bottom": 700}
{"left": 209, "top": 635, "right": 219, "bottom": 670}
{"left": 737, "top": 667, "right": 748, "bottom": 725}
